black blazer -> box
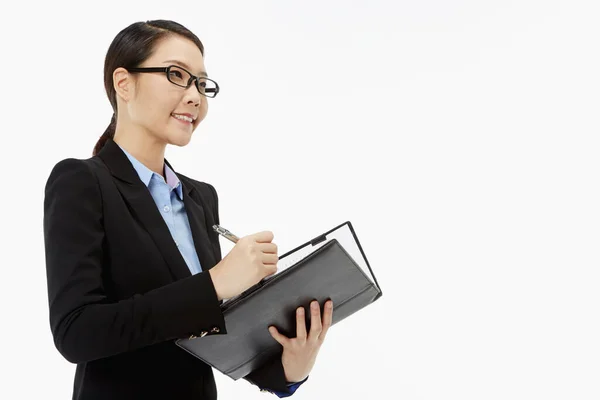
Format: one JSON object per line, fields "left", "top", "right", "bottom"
{"left": 43, "top": 138, "right": 291, "bottom": 400}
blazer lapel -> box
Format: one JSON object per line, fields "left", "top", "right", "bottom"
{"left": 178, "top": 178, "right": 218, "bottom": 271}
{"left": 97, "top": 138, "right": 215, "bottom": 281}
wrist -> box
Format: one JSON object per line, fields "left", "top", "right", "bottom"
{"left": 286, "top": 376, "right": 308, "bottom": 387}
{"left": 208, "top": 267, "right": 224, "bottom": 300}
{"left": 284, "top": 373, "right": 308, "bottom": 384}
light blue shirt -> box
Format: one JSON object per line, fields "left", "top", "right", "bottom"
{"left": 117, "top": 144, "right": 203, "bottom": 275}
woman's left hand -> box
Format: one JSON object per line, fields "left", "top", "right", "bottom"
{"left": 269, "top": 299, "right": 334, "bottom": 383}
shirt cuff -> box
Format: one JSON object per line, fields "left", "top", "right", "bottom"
{"left": 269, "top": 376, "right": 309, "bottom": 398}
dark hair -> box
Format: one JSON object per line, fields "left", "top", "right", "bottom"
{"left": 93, "top": 20, "right": 205, "bottom": 156}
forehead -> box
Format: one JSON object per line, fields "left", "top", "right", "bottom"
{"left": 146, "top": 35, "right": 206, "bottom": 75}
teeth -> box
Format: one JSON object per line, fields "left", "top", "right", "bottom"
{"left": 172, "top": 114, "right": 193, "bottom": 122}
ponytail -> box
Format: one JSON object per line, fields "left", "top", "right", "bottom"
{"left": 93, "top": 113, "right": 116, "bottom": 156}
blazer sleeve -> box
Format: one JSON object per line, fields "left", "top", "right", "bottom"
{"left": 203, "top": 181, "right": 298, "bottom": 395}
{"left": 43, "top": 158, "right": 226, "bottom": 364}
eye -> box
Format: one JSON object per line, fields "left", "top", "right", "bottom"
{"left": 167, "top": 66, "right": 191, "bottom": 85}
{"left": 169, "top": 70, "right": 184, "bottom": 79}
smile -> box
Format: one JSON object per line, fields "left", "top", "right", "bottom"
{"left": 172, "top": 114, "right": 193, "bottom": 124}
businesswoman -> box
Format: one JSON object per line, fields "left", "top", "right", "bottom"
{"left": 43, "top": 19, "right": 333, "bottom": 400}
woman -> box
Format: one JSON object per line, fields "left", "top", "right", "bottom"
{"left": 43, "top": 19, "right": 333, "bottom": 400}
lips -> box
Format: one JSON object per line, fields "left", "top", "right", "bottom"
{"left": 171, "top": 113, "right": 196, "bottom": 122}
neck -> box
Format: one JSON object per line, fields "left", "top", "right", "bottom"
{"left": 113, "top": 124, "right": 166, "bottom": 177}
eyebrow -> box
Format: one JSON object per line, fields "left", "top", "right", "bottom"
{"left": 163, "top": 59, "right": 208, "bottom": 77}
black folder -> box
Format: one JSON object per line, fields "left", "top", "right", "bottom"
{"left": 175, "top": 221, "right": 383, "bottom": 380}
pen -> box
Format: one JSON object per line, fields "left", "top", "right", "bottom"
{"left": 212, "top": 224, "right": 240, "bottom": 244}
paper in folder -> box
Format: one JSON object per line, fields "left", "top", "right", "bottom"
{"left": 175, "top": 221, "right": 383, "bottom": 380}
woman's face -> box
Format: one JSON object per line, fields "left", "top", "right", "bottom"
{"left": 126, "top": 35, "right": 210, "bottom": 147}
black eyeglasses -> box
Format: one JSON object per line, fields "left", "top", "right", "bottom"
{"left": 127, "top": 65, "right": 220, "bottom": 98}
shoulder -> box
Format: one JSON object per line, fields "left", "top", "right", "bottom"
{"left": 44, "top": 157, "right": 105, "bottom": 201}
{"left": 44, "top": 158, "right": 102, "bottom": 213}
{"left": 45, "top": 158, "right": 98, "bottom": 189}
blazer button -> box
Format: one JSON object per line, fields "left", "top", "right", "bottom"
{"left": 200, "top": 330, "right": 208, "bottom": 337}
{"left": 211, "top": 327, "right": 220, "bottom": 333}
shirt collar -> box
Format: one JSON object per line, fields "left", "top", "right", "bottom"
{"left": 117, "top": 143, "right": 183, "bottom": 200}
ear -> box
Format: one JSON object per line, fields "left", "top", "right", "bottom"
{"left": 113, "top": 67, "right": 135, "bottom": 102}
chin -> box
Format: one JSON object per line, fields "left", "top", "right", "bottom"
{"left": 168, "top": 134, "right": 193, "bottom": 147}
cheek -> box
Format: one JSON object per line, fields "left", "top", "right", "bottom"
{"left": 137, "top": 91, "right": 177, "bottom": 126}
{"left": 196, "top": 100, "right": 209, "bottom": 124}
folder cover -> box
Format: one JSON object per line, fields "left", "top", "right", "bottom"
{"left": 175, "top": 221, "right": 383, "bottom": 380}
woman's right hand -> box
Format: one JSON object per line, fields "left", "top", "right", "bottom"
{"left": 208, "top": 231, "right": 278, "bottom": 300}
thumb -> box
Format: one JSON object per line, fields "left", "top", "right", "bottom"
{"left": 254, "top": 230, "right": 275, "bottom": 243}
{"left": 269, "top": 326, "right": 288, "bottom": 347}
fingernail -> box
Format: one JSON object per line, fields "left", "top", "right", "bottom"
{"left": 327, "top": 301, "right": 333, "bottom": 309}
{"left": 312, "top": 302, "right": 318, "bottom": 310}
{"left": 298, "top": 307, "right": 304, "bottom": 315}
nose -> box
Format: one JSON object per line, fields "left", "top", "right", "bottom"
{"left": 183, "top": 81, "right": 202, "bottom": 107}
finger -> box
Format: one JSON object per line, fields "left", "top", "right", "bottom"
{"left": 263, "top": 263, "right": 278, "bottom": 277}
{"left": 296, "top": 307, "right": 307, "bottom": 341}
{"left": 269, "top": 326, "right": 289, "bottom": 347}
{"left": 308, "top": 300, "right": 323, "bottom": 341}
{"left": 261, "top": 253, "right": 279, "bottom": 265}
{"left": 253, "top": 231, "right": 274, "bottom": 243}
{"left": 319, "top": 300, "right": 334, "bottom": 342}
{"left": 258, "top": 242, "right": 278, "bottom": 254}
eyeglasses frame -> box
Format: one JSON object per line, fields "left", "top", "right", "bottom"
{"left": 127, "top": 64, "right": 220, "bottom": 98}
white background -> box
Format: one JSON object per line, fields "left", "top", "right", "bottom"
{"left": 1, "top": 1, "right": 599, "bottom": 399}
